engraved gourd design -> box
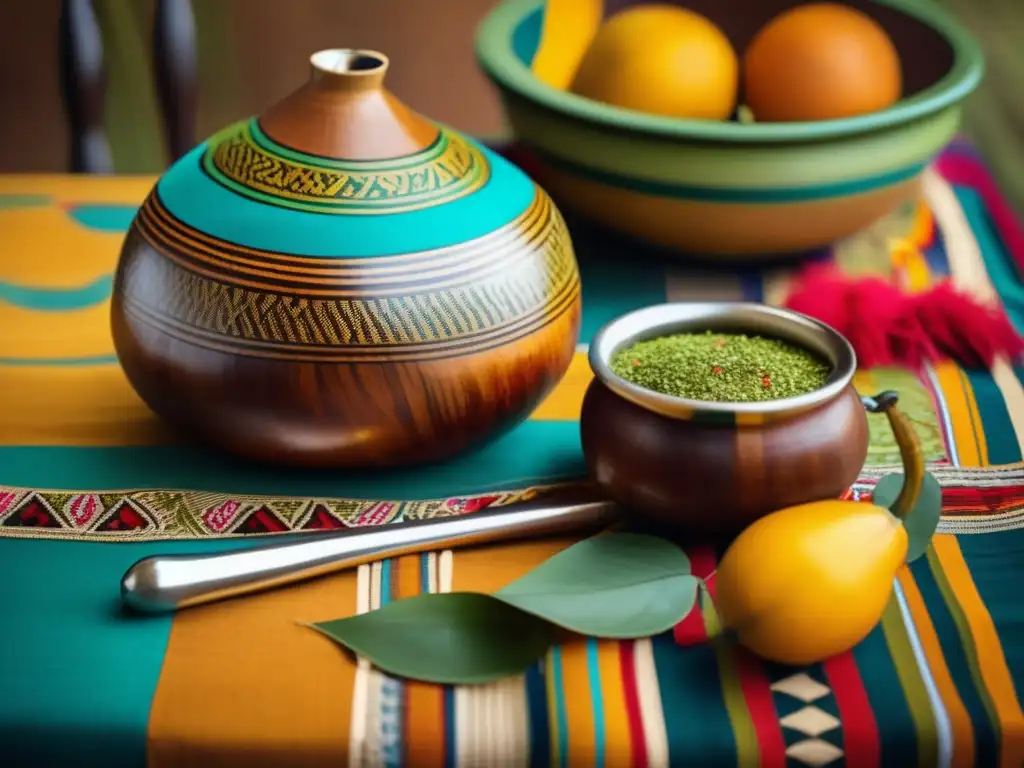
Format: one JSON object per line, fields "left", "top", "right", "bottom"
{"left": 112, "top": 49, "right": 582, "bottom": 467}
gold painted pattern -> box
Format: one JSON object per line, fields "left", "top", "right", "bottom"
{"left": 120, "top": 198, "right": 579, "bottom": 363}
{"left": 203, "top": 121, "right": 490, "bottom": 214}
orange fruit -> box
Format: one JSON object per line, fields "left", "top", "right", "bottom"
{"left": 570, "top": 5, "right": 738, "bottom": 120}
{"left": 742, "top": 2, "right": 902, "bottom": 122}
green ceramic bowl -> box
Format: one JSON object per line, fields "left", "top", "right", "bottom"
{"left": 476, "top": 0, "right": 984, "bottom": 257}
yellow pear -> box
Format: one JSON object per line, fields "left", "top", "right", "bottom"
{"left": 714, "top": 391, "right": 925, "bottom": 666}
{"left": 715, "top": 499, "right": 907, "bottom": 665}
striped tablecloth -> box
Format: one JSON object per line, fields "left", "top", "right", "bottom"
{"left": 0, "top": 141, "right": 1021, "bottom": 767}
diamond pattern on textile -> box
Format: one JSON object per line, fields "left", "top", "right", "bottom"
{"left": 779, "top": 706, "right": 841, "bottom": 738}
{"left": 785, "top": 738, "right": 845, "bottom": 767}
{"left": 770, "top": 673, "right": 830, "bottom": 703}
{"left": 769, "top": 669, "right": 845, "bottom": 768}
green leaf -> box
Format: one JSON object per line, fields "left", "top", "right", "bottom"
{"left": 495, "top": 532, "right": 698, "bottom": 638}
{"left": 872, "top": 471, "right": 943, "bottom": 562}
{"left": 310, "top": 593, "right": 555, "bottom": 685}
{"left": 307, "top": 532, "right": 698, "bottom": 684}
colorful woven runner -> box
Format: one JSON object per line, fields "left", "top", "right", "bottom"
{"left": 0, "top": 140, "right": 1022, "bottom": 766}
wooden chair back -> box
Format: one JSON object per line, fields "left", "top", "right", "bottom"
{"left": 59, "top": 0, "right": 197, "bottom": 173}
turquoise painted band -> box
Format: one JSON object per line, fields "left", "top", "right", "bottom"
{"left": 530, "top": 147, "right": 927, "bottom": 203}
{"left": 157, "top": 142, "right": 535, "bottom": 258}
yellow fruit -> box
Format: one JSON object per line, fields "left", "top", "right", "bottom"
{"left": 530, "top": 0, "right": 604, "bottom": 90}
{"left": 570, "top": 5, "right": 738, "bottom": 120}
{"left": 742, "top": 2, "right": 902, "bottom": 122}
{"left": 715, "top": 499, "right": 908, "bottom": 666}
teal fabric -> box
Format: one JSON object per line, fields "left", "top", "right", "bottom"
{"left": 954, "top": 185, "right": 1024, "bottom": 330}
{"left": 66, "top": 204, "right": 139, "bottom": 233}
{"left": 0, "top": 421, "right": 585, "bottom": 499}
{"left": 0, "top": 536, "right": 261, "bottom": 767}
{"left": 957, "top": 526, "right": 1024, "bottom": 700}
{"left": 156, "top": 141, "right": 536, "bottom": 257}
{"left": 0, "top": 275, "right": 112, "bottom": 312}
{"left": 964, "top": 368, "right": 1022, "bottom": 463}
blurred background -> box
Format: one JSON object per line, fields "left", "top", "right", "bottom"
{"left": 0, "top": 0, "right": 1019, "bottom": 211}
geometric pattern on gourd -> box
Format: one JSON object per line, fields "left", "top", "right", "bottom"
{"left": 123, "top": 194, "right": 579, "bottom": 360}
{"left": 203, "top": 121, "right": 489, "bottom": 214}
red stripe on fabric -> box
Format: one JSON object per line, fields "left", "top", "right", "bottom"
{"left": 937, "top": 152, "right": 1024, "bottom": 275}
{"left": 618, "top": 640, "right": 648, "bottom": 768}
{"left": 823, "top": 652, "right": 880, "bottom": 768}
{"left": 735, "top": 649, "right": 787, "bottom": 768}
{"left": 673, "top": 545, "right": 718, "bottom": 646}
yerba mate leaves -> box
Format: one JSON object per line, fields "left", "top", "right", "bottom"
{"left": 309, "top": 533, "right": 697, "bottom": 684}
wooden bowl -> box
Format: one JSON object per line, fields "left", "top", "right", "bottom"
{"left": 111, "top": 49, "right": 582, "bottom": 468}
{"left": 580, "top": 303, "right": 868, "bottom": 535}
{"left": 476, "top": 0, "right": 983, "bottom": 257}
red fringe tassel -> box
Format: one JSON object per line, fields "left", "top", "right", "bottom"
{"left": 783, "top": 267, "right": 1023, "bottom": 370}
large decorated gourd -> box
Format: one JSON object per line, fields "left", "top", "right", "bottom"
{"left": 111, "top": 49, "right": 581, "bottom": 468}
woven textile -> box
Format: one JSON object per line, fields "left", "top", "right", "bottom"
{"left": 0, "top": 142, "right": 1022, "bottom": 766}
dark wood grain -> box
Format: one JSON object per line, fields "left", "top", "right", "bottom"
{"left": 579, "top": 380, "right": 869, "bottom": 536}
{"left": 111, "top": 229, "right": 580, "bottom": 467}
{"left": 59, "top": 0, "right": 113, "bottom": 173}
{"left": 153, "top": 0, "right": 198, "bottom": 162}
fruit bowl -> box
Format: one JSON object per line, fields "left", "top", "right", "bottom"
{"left": 476, "top": 0, "right": 983, "bottom": 257}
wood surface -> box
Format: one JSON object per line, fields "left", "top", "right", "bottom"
{"left": 580, "top": 379, "right": 869, "bottom": 536}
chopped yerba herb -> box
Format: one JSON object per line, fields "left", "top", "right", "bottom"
{"left": 610, "top": 331, "right": 829, "bottom": 402}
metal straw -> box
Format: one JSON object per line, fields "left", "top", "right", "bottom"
{"left": 120, "top": 491, "right": 619, "bottom": 614}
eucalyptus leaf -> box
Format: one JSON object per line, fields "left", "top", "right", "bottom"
{"left": 310, "top": 592, "right": 555, "bottom": 685}
{"left": 307, "top": 532, "right": 699, "bottom": 684}
{"left": 495, "top": 532, "right": 698, "bottom": 638}
{"left": 872, "top": 471, "right": 943, "bottom": 562}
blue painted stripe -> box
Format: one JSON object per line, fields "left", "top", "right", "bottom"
{"left": 585, "top": 639, "right": 605, "bottom": 768}
{"left": 420, "top": 553, "right": 431, "bottom": 594}
{"left": 532, "top": 148, "right": 926, "bottom": 203}
{"left": 549, "top": 646, "right": 569, "bottom": 768}
{"left": 0, "top": 354, "right": 119, "bottom": 367}
{"left": 0, "top": 275, "right": 112, "bottom": 311}
{"left": 0, "top": 421, "right": 585, "bottom": 499}
{"left": 525, "top": 661, "right": 551, "bottom": 767}
{"left": 0, "top": 536, "right": 259, "bottom": 767}
{"left": 378, "top": 559, "right": 404, "bottom": 768}
{"left": 443, "top": 685, "right": 457, "bottom": 768}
